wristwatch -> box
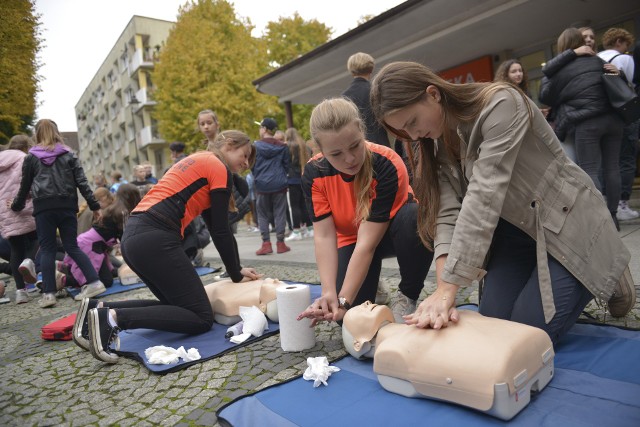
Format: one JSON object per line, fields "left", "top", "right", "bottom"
{"left": 338, "top": 297, "right": 351, "bottom": 310}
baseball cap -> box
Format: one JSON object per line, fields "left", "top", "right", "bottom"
{"left": 254, "top": 117, "right": 277, "bottom": 132}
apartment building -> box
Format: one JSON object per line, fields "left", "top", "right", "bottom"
{"left": 74, "top": 16, "right": 174, "bottom": 184}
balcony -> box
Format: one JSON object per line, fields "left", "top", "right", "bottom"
{"left": 129, "top": 48, "right": 154, "bottom": 75}
{"left": 132, "top": 87, "right": 157, "bottom": 112}
{"left": 137, "top": 125, "right": 165, "bottom": 149}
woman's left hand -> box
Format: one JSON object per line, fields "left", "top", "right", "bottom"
{"left": 240, "top": 267, "right": 262, "bottom": 281}
{"left": 404, "top": 282, "right": 459, "bottom": 329}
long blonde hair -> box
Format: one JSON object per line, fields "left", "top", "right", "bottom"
{"left": 206, "top": 130, "right": 255, "bottom": 212}
{"left": 285, "top": 127, "right": 310, "bottom": 173}
{"left": 370, "top": 61, "right": 531, "bottom": 248}
{"left": 310, "top": 98, "right": 373, "bottom": 224}
{"left": 35, "top": 119, "right": 64, "bottom": 151}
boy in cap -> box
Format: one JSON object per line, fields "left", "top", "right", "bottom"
{"left": 252, "top": 118, "right": 291, "bottom": 255}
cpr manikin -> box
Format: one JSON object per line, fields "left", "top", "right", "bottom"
{"left": 204, "top": 278, "right": 283, "bottom": 325}
{"left": 342, "top": 301, "right": 555, "bottom": 421}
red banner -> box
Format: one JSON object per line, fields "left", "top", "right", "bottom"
{"left": 439, "top": 56, "right": 494, "bottom": 83}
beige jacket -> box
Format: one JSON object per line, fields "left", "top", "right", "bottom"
{"left": 434, "top": 88, "right": 631, "bottom": 323}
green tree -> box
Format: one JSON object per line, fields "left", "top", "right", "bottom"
{"left": 262, "top": 13, "right": 331, "bottom": 139}
{"left": 153, "top": 0, "right": 276, "bottom": 150}
{"left": 0, "top": 0, "right": 41, "bottom": 144}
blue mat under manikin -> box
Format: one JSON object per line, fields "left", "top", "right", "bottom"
{"left": 217, "top": 315, "right": 640, "bottom": 427}
{"left": 115, "top": 283, "right": 322, "bottom": 374}
{"left": 65, "top": 266, "right": 219, "bottom": 299}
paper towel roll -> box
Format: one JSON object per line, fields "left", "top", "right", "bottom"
{"left": 277, "top": 284, "right": 316, "bottom": 352}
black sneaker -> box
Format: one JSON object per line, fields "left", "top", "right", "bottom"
{"left": 88, "top": 308, "right": 120, "bottom": 363}
{"left": 72, "top": 298, "right": 99, "bottom": 351}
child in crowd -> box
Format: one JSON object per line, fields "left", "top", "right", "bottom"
{"left": 11, "top": 119, "right": 103, "bottom": 308}
{"left": 0, "top": 134, "right": 39, "bottom": 304}
{"left": 198, "top": 109, "right": 220, "bottom": 147}
{"left": 62, "top": 184, "right": 141, "bottom": 301}
{"left": 74, "top": 130, "right": 261, "bottom": 363}
{"left": 494, "top": 59, "right": 530, "bottom": 97}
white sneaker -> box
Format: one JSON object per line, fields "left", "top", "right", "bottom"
{"left": 15, "top": 289, "right": 29, "bottom": 304}
{"left": 19, "top": 258, "right": 37, "bottom": 283}
{"left": 285, "top": 230, "right": 303, "bottom": 242}
{"left": 38, "top": 293, "right": 56, "bottom": 308}
{"left": 303, "top": 228, "right": 314, "bottom": 238}
{"left": 73, "top": 281, "right": 106, "bottom": 301}
{"left": 389, "top": 292, "right": 417, "bottom": 323}
{"left": 617, "top": 200, "right": 640, "bottom": 221}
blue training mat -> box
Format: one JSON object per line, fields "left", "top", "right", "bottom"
{"left": 115, "top": 283, "right": 322, "bottom": 374}
{"left": 217, "top": 314, "right": 640, "bottom": 427}
{"left": 65, "top": 266, "right": 219, "bottom": 299}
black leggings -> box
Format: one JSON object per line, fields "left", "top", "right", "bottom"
{"left": 8, "top": 232, "right": 38, "bottom": 290}
{"left": 336, "top": 202, "right": 433, "bottom": 304}
{"left": 115, "top": 215, "right": 214, "bottom": 335}
{"left": 289, "top": 184, "right": 310, "bottom": 229}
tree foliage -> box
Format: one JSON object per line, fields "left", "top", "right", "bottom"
{"left": 153, "top": 0, "right": 277, "bottom": 150}
{"left": 153, "top": 1, "right": 332, "bottom": 147}
{"left": 0, "top": 0, "right": 41, "bottom": 144}
{"left": 263, "top": 14, "right": 331, "bottom": 139}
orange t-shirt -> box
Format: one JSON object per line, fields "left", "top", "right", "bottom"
{"left": 302, "top": 142, "right": 412, "bottom": 248}
{"left": 133, "top": 151, "right": 232, "bottom": 236}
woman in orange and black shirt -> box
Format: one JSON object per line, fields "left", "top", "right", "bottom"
{"left": 74, "top": 131, "right": 261, "bottom": 364}
{"left": 297, "top": 98, "right": 434, "bottom": 325}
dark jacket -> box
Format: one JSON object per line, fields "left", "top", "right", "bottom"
{"left": 539, "top": 50, "right": 612, "bottom": 141}
{"left": 342, "top": 77, "right": 389, "bottom": 147}
{"left": 252, "top": 137, "right": 289, "bottom": 194}
{"left": 11, "top": 144, "right": 99, "bottom": 215}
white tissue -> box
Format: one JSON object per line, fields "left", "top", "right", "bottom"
{"left": 303, "top": 356, "right": 341, "bottom": 387}
{"left": 229, "top": 332, "right": 252, "bottom": 344}
{"left": 277, "top": 284, "right": 316, "bottom": 352}
{"left": 239, "top": 305, "right": 269, "bottom": 337}
{"left": 144, "top": 345, "right": 201, "bottom": 365}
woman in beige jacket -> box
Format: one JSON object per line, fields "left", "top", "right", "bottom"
{"left": 370, "top": 61, "right": 635, "bottom": 345}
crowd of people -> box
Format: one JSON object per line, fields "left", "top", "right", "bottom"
{"left": 0, "top": 25, "right": 637, "bottom": 364}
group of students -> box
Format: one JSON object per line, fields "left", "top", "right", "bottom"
{"left": 494, "top": 26, "right": 639, "bottom": 231}
{"left": 1, "top": 56, "right": 635, "bottom": 365}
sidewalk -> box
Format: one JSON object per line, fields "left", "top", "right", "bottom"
{"left": 0, "top": 221, "right": 638, "bottom": 426}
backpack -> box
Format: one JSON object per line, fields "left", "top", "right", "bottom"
{"left": 41, "top": 313, "right": 76, "bottom": 341}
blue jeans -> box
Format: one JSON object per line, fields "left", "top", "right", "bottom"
{"left": 35, "top": 209, "right": 99, "bottom": 294}
{"left": 479, "top": 219, "right": 593, "bottom": 345}
{"left": 620, "top": 119, "right": 639, "bottom": 201}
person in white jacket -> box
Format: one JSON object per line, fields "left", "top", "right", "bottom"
{"left": 597, "top": 27, "right": 639, "bottom": 222}
{"left": 0, "top": 135, "right": 38, "bottom": 304}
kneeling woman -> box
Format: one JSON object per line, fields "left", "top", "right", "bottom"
{"left": 297, "top": 98, "right": 434, "bottom": 325}
{"left": 76, "top": 131, "right": 261, "bottom": 363}
{"left": 370, "top": 61, "right": 634, "bottom": 345}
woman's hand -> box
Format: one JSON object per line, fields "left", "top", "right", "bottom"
{"left": 573, "top": 46, "right": 595, "bottom": 56}
{"left": 297, "top": 292, "right": 339, "bottom": 326}
{"left": 603, "top": 63, "right": 619, "bottom": 74}
{"left": 240, "top": 267, "right": 262, "bottom": 281}
{"left": 404, "top": 281, "right": 460, "bottom": 329}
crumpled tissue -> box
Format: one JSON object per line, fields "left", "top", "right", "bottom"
{"left": 302, "top": 356, "right": 341, "bottom": 387}
{"left": 230, "top": 305, "right": 269, "bottom": 344}
{"left": 144, "top": 345, "right": 201, "bottom": 365}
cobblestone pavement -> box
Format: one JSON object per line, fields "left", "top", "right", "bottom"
{"left": 1, "top": 224, "right": 638, "bottom": 426}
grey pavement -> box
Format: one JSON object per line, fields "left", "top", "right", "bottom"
{"left": 1, "top": 219, "right": 639, "bottom": 426}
